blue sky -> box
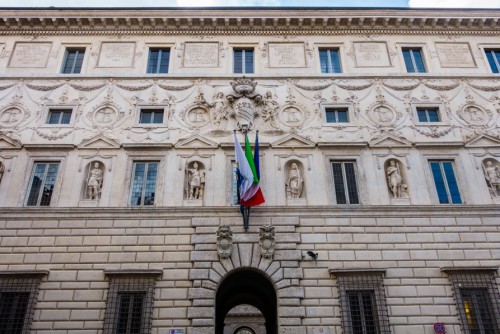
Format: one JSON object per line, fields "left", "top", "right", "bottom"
{"left": 0, "top": 0, "right": 498, "bottom": 7}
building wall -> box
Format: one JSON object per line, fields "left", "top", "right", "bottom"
{"left": 0, "top": 7, "right": 499, "bottom": 334}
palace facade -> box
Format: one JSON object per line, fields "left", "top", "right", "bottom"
{"left": 0, "top": 7, "right": 499, "bottom": 334}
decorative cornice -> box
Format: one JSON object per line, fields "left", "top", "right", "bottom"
{"left": 0, "top": 8, "right": 499, "bottom": 35}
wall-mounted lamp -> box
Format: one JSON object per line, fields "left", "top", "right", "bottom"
{"left": 306, "top": 251, "right": 318, "bottom": 260}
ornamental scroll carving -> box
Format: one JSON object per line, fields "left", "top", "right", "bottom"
{"left": 217, "top": 225, "right": 233, "bottom": 259}
{"left": 259, "top": 225, "right": 275, "bottom": 258}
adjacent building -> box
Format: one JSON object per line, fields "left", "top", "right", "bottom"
{"left": 0, "top": 7, "right": 499, "bottom": 334}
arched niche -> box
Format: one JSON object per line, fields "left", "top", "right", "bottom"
{"left": 185, "top": 160, "right": 206, "bottom": 201}
{"left": 481, "top": 158, "right": 500, "bottom": 197}
{"left": 82, "top": 160, "right": 104, "bottom": 200}
{"left": 383, "top": 158, "right": 409, "bottom": 200}
{"left": 215, "top": 269, "right": 277, "bottom": 334}
{"left": 284, "top": 159, "right": 305, "bottom": 200}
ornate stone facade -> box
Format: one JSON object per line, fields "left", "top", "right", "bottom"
{"left": 0, "top": 7, "right": 499, "bottom": 334}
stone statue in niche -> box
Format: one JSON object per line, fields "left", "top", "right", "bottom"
{"left": 482, "top": 160, "right": 500, "bottom": 197}
{"left": 207, "top": 92, "right": 229, "bottom": 130}
{"left": 217, "top": 225, "right": 233, "bottom": 258}
{"left": 0, "top": 161, "right": 4, "bottom": 184}
{"left": 86, "top": 162, "right": 103, "bottom": 200}
{"left": 186, "top": 162, "right": 205, "bottom": 200}
{"left": 259, "top": 225, "right": 275, "bottom": 258}
{"left": 386, "top": 160, "right": 409, "bottom": 198}
{"left": 286, "top": 162, "right": 304, "bottom": 199}
{"left": 260, "top": 91, "right": 280, "bottom": 130}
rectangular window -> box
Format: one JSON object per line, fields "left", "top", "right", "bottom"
{"left": 233, "top": 48, "right": 254, "bottom": 74}
{"left": 402, "top": 47, "right": 426, "bottom": 73}
{"left": 485, "top": 49, "right": 500, "bottom": 73}
{"left": 416, "top": 107, "right": 440, "bottom": 122}
{"left": 103, "top": 273, "right": 159, "bottom": 334}
{"left": 231, "top": 161, "right": 239, "bottom": 205}
{"left": 335, "top": 271, "right": 391, "bottom": 334}
{"left": 139, "top": 109, "right": 164, "bottom": 124}
{"left": 130, "top": 162, "right": 158, "bottom": 206}
{"left": 319, "top": 48, "right": 342, "bottom": 74}
{"left": 326, "top": 107, "right": 349, "bottom": 123}
{"left": 47, "top": 109, "right": 72, "bottom": 125}
{"left": 332, "top": 161, "right": 359, "bottom": 204}
{"left": 26, "top": 162, "right": 59, "bottom": 206}
{"left": 0, "top": 273, "right": 45, "bottom": 334}
{"left": 147, "top": 48, "right": 170, "bottom": 74}
{"left": 61, "top": 48, "right": 85, "bottom": 74}
{"left": 444, "top": 269, "right": 500, "bottom": 334}
{"left": 429, "top": 161, "right": 462, "bottom": 204}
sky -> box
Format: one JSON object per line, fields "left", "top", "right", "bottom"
{"left": 0, "top": 0, "right": 499, "bottom": 8}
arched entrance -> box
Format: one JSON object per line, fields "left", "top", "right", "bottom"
{"left": 215, "top": 269, "right": 277, "bottom": 334}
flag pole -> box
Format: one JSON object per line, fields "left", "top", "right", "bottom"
{"left": 242, "top": 128, "right": 250, "bottom": 231}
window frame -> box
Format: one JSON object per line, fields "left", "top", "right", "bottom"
{"left": 136, "top": 106, "right": 167, "bottom": 127}
{"left": 428, "top": 160, "right": 463, "bottom": 205}
{"left": 103, "top": 271, "right": 161, "bottom": 334}
{"left": 333, "top": 270, "right": 391, "bottom": 334}
{"left": 483, "top": 48, "right": 500, "bottom": 74}
{"left": 25, "top": 161, "right": 60, "bottom": 207}
{"left": 400, "top": 45, "right": 427, "bottom": 73}
{"left": 318, "top": 47, "right": 342, "bottom": 74}
{"left": 146, "top": 47, "right": 171, "bottom": 74}
{"left": 129, "top": 161, "right": 159, "bottom": 207}
{"left": 45, "top": 107, "right": 74, "bottom": 126}
{"left": 60, "top": 47, "right": 86, "bottom": 74}
{"left": 443, "top": 268, "right": 500, "bottom": 334}
{"left": 0, "top": 272, "right": 47, "bottom": 334}
{"left": 331, "top": 160, "right": 360, "bottom": 205}
{"left": 233, "top": 47, "right": 255, "bottom": 75}
{"left": 412, "top": 104, "right": 447, "bottom": 125}
{"left": 323, "top": 106, "right": 351, "bottom": 124}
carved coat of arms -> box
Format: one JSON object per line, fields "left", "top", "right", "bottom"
{"left": 227, "top": 78, "right": 262, "bottom": 132}
{"left": 216, "top": 225, "right": 233, "bottom": 258}
{"left": 259, "top": 225, "right": 275, "bottom": 258}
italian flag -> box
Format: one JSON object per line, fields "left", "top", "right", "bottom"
{"left": 234, "top": 132, "right": 265, "bottom": 207}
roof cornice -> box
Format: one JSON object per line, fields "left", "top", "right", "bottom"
{"left": 0, "top": 8, "right": 499, "bottom": 35}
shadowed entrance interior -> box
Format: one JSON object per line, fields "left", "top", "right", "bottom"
{"left": 215, "top": 269, "right": 277, "bottom": 334}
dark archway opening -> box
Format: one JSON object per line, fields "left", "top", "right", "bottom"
{"left": 215, "top": 269, "right": 277, "bottom": 334}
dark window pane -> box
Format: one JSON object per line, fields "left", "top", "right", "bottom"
{"left": 319, "top": 49, "right": 341, "bottom": 73}
{"left": 60, "top": 111, "right": 72, "bottom": 124}
{"left": 344, "top": 162, "right": 359, "bottom": 204}
{"left": 430, "top": 162, "right": 449, "bottom": 204}
{"left": 442, "top": 162, "right": 462, "bottom": 204}
{"left": 413, "top": 50, "right": 426, "bottom": 73}
{"left": 140, "top": 110, "right": 164, "bottom": 124}
{"left": 402, "top": 49, "right": 415, "bottom": 72}
{"left": 144, "top": 163, "right": 157, "bottom": 206}
{"left": 428, "top": 109, "right": 440, "bottom": 122}
{"left": 347, "top": 291, "right": 378, "bottom": 334}
{"left": 332, "top": 162, "right": 346, "bottom": 204}
{"left": 460, "top": 289, "right": 496, "bottom": 334}
{"left": 337, "top": 110, "right": 348, "bottom": 122}
{"left": 153, "top": 112, "right": 163, "bottom": 124}
{"left": 62, "top": 49, "right": 85, "bottom": 74}
{"left": 131, "top": 163, "right": 146, "bottom": 206}
{"left": 48, "top": 111, "right": 61, "bottom": 124}
{"left": 417, "top": 109, "right": 428, "bottom": 122}
{"left": 485, "top": 49, "right": 500, "bottom": 73}
{"left": 245, "top": 50, "right": 254, "bottom": 74}
{"left": 326, "top": 109, "right": 336, "bottom": 123}
{"left": 147, "top": 48, "right": 169, "bottom": 74}
{"left": 131, "top": 162, "right": 158, "bottom": 206}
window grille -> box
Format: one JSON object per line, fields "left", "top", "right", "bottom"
{"left": 402, "top": 48, "right": 426, "bottom": 73}
{"left": 234, "top": 49, "right": 254, "bottom": 74}
{"left": 103, "top": 273, "right": 160, "bottom": 334}
{"left": 0, "top": 273, "right": 46, "bottom": 334}
{"left": 443, "top": 269, "right": 500, "bottom": 334}
{"left": 335, "top": 271, "right": 391, "bottom": 334}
